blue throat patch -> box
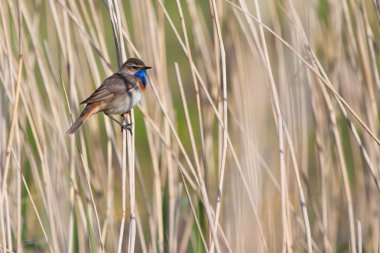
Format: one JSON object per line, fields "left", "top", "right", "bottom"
{"left": 134, "top": 69, "right": 147, "bottom": 86}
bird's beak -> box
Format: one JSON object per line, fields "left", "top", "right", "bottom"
{"left": 143, "top": 66, "right": 152, "bottom": 70}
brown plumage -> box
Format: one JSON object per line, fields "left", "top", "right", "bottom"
{"left": 67, "top": 58, "right": 151, "bottom": 134}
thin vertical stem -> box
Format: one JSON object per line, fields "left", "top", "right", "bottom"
{"left": 208, "top": 0, "right": 228, "bottom": 252}
{"left": 106, "top": 0, "right": 136, "bottom": 252}
{"left": 1, "top": 56, "right": 23, "bottom": 253}
{"left": 127, "top": 111, "right": 136, "bottom": 253}
{"left": 117, "top": 114, "right": 128, "bottom": 253}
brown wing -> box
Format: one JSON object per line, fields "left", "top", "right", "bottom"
{"left": 81, "top": 73, "right": 137, "bottom": 104}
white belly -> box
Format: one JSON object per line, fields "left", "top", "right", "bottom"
{"left": 105, "top": 88, "right": 143, "bottom": 115}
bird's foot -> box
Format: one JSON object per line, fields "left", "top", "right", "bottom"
{"left": 121, "top": 123, "right": 133, "bottom": 135}
{"left": 106, "top": 114, "right": 133, "bottom": 135}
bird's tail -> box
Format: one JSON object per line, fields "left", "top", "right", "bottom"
{"left": 67, "top": 102, "right": 100, "bottom": 135}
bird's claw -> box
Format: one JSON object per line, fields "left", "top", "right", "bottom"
{"left": 121, "top": 123, "right": 133, "bottom": 135}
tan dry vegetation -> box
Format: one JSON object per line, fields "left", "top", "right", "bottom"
{"left": 1, "top": 0, "right": 380, "bottom": 252}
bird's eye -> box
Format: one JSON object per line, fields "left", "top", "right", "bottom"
{"left": 133, "top": 66, "right": 138, "bottom": 69}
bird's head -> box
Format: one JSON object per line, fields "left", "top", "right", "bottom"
{"left": 120, "top": 58, "right": 152, "bottom": 86}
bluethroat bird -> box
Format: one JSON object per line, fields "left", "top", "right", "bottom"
{"left": 67, "top": 58, "right": 152, "bottom": 134}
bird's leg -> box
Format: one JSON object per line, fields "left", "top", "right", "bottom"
{"left": 106, "top": 114, "right": 132, "bottom": 134}
{"left": 126, "top": 111, "right": 133, "bottom": 125}
{"left": 121, "top": 111, "right": 133, "bottom": 135}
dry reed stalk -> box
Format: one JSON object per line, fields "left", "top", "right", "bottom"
{"left": 287, "top": 2, "right": 375, "bottom": 252}
{"left": 79, "top": 142, "right": 105, "bottom": 253}
{"left": 138, "top": 106, "right": 197, "bottom": 189}
{"left": 249, "top": 0, "right": 291, "bottom": 250}
{"left": 11, "top": 149, "right": 53, "bottom": 253}
{"left": 3, "top": 0, "right": 380, "bottom": 252}
{"left": 357, "top": 220, "right": 362, "bottom": 253}
{"left": 226, "top": 13, "right": 269, "bottom": 251}
{"left": 175, "top": 0, "right": 205, "bottom": 179}
{"left": 136, "top": 144, "right": 158, "bottom": 253}
{"left": 174, "top": 63, "right": 209, "bottom": 252}
{"left": 126, "top": 111, "right": 136, "bottom": 253}
{"left": 269, "top": 4, "right": 313, "bottom": 250}
{"left": 122, "top": 7, "right": 231, "bottom": 250}
{"left": 166, "top": 128, "right": 176, "bottom": 253}
{"left": 150, "top": 9, "right": 233, "bottom": 252}
{"left": 208, "top": 0, "right": 228, "bottom": 252}
{"left": 2, "top": 57, "right": 23, "bottom": 211}
{"left": 1, "top": 54, "right": 22, "bottom": 252}
{"left": 100, "top": 140, "right": 114, "bottom": 248}
{"left": 226, "top": 0, "right": 350, "bottom": 250}
{"left": 63, "top": 75, "right": 77, "bottom": 253}
{"left": 159, "top": 1, "right": 269, "bottom": 250}
{"left": 135, "top": 205, "right": 148, "bottom": 253}
{"left": 148, "top": 73, "right": 222, "bottom": 252}
{"left": 144, "top": 110, "right": 164, "bottom": 253}
{"left": 228, "top": 0, "right": 380, "bottom": 199}
{"left": 60, "top": 1, "right": 78, "bottom": 252}
{"left": 104, "top": 0, "right": 137, "bottom": 252}
{"left": 226, "top": 0, "right": 380, "bottom": 146}
{"left": 318, "top": 67, "right": 357, "bottom": 253}
{"left": 134, "top": 11, "right": 168, "bottom": 245}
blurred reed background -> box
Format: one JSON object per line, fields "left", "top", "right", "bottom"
{"left": 1, "top": 0, "right": 380, "bottom": 252}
